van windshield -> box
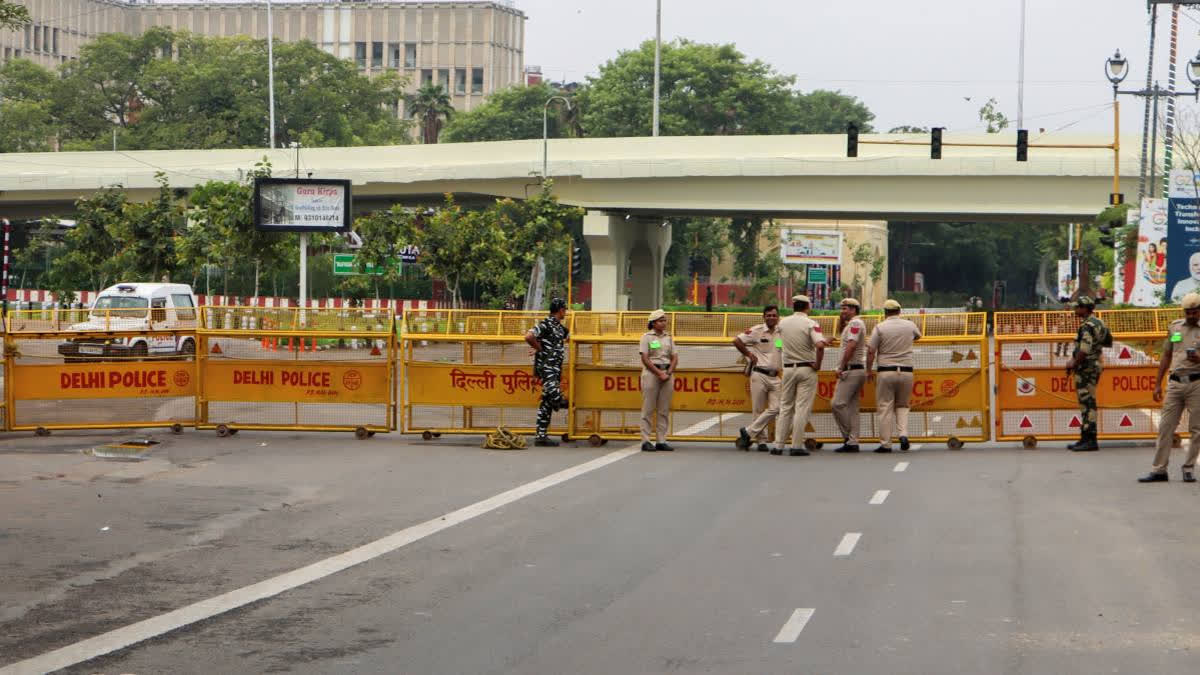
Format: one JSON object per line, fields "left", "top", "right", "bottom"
{"left": 92, "top": 295, "right": 149, "bottom": 318}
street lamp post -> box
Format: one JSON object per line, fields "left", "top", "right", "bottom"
{"left": 267, "top": 0, "right": 275, "bottom": 149}
{"left": 653, "top": 0, "right": 661, "bottom": 137}
{"left": 1107, "top": 49, "right": 1200, "bottom": 200}
{"left": 543, "top": 96, "right": 572, "bottom": 183}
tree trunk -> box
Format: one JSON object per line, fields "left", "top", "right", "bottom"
{"left": 253, "top": 260, "right": 261, "bottom": 299}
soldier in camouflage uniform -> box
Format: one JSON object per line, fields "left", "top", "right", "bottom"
{"left": 525, "top": 298, "right": 570, "bottom": 446}
{"left": 1064, "top": 296, "right": 1108, "bottom": 452}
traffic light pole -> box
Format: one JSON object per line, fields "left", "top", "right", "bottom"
{"left": 566, "top": 240, "right": 572, "bottom": 308}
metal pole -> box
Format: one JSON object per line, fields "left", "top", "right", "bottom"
{"left": 543, "top": 102, "right": 549, "bottom": 182}
{"left": 652, "top": 0, "right": 661, "bottom": 137}
{"left": 267, "top": 0, "right": 276, "bottom": 149}
{"left": 1113, "top": 97, "right": 1121, "bottom": 201}
{"left": 1017, "top": 0, "right": 1027, "bottom": 127}
{"left": 1139, "top": 3, "right": 1158, "bottom": 202}
{"left": 1150, "top": 85, "right": 1161, "bottom": 192}
{"left": 1162, "top": 3, "right": 1180, "bottom": 198}
{"left": 1, "top": 218, "right": 9, "bottom": 323}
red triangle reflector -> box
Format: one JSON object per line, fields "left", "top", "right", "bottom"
{"left": 1019, "top": 415, "right": 1033, "bottom": 429}
{"left": 1119, "top": 415, "right": 1134, "bottom": 428}
{"left": 1068, "top": 416, "right": 1081, "bottom": 428}
{"left": 1019, "top": 349, "right": 1033, "bottom": 361}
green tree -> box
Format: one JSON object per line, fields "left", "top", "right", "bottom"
{"left": 115, "top": 174, "right": 183, "bottom": 282}
{"left": 888, "top": 125, "right": 929, "bottom": 133}
{"left": 0, "top": 59, "right": 59, "bottom": 152}
{"left": 349, "top": 205, "right": 417, "bottom": 296}
{"left": 578, "top": 39, "right": 874, "bottom": 137}
{"left": 978, "top": 97, "right": 1010, "bottom": 133}
{"left": 400, "top": 196, "right": 506, "bottom": 307}
{"left": 407, "top": 84, "right": 455, "bottom": 144}
{"left": 18, "top": 188, "right": 130, "bottom": 299}
{"left": 60, "top": 28, "right": 175, "bottom": 132}
{"left": 441, "top": 82, "right": 573, "bottom": 143}
{"left": 0, "top": 1, "right": 30, "bottom": 31}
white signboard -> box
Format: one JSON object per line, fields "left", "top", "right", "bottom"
{"left": 254, "top": 178, "right": 351, "bottom": 232}
{"left": 1057, "top": 260, "right": 1075, "bottom": 301}
{"left": 780, "top": 229, "right": 843, "bottom": 266}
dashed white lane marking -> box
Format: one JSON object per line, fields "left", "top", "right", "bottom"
{"left": 908, "top": 444, "right": 924, "bottom": 452}
{"left": 894, "top": 461, "right": 910, "bottom": 472}
{"left": 0, "top": 445, "right": 644, "bottom": 675}
{"left": 869, "top": 489, "right": 890, "bottom": 505}
{"left": 772, "top": 608, "right": 816, "bottom": 643}
{"left": 834, "top": 532, "right": 863, "bottom": 557}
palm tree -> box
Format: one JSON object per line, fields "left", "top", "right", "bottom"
{"left": 407, "top": 84, "right": 454, "bottom": 144}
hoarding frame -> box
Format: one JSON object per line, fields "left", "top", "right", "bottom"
{"left": 253, "top": 177, "right": 352, "bottom": 233}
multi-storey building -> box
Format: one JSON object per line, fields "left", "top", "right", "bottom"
{"left": 1, "top": 0, "right": 526, "bottom": 116}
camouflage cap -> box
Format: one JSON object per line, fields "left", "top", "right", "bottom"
{"left": 1075, "top": 296, "right": 1096, "bottom": 308}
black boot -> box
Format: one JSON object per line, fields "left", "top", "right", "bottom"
{"left": 1069, "top": 432, "right": 1099, "bottom": 452}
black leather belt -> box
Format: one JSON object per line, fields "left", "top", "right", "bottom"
{"left": 651, "top": 363, "right": 670, "bottom": 370}
{"left": 752, "top": 366, "right": 779, "bottom": 376}
{"left": 1170, "top": 372, "right": 1200, "bottom": 383}
{"left": 846, "top": 364, "right": 865, "bottom": 370}
{"left": 784, "top": 362, "right": 816, "bottom": 369}
{"left": 877, "top": 366, "right": 914, "bottom": 373}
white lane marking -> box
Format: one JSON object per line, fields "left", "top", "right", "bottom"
{"left": 869, "top": 490, "right": 890, "bottom": 505}
{"left": 0, "top": 445, "right": 643, "bottom": 675}
{"left": 772, "top": 608, "right": 816, "bottom": 643}
{"left": 908, "top": 444, "right": 924, "bottom": 452}
{"left": 834, "top": 532, "right": 862, "bottom": 557}
{"left": 676, "top": 414, "right": 724, "bottom": 437}
{"left": 894, "top": 461, "right": 909, "bottom": 472}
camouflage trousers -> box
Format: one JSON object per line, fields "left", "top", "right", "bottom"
{"left": 535, "top": 365, "right": 565, "bottom": 438}
{"left": 1074, "top": 364, "right": 1101, "bottom": 437}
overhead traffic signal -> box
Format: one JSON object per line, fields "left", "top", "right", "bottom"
{"left": 1098, "top": 218, "right": 1120, "bottom": 248}
{"left": 930, "top": 127, "right": 943, "bottom": 160}
{"left": 846, "top": 122, "right": 859, "bottom": 158}
{"left": 570, "top": 246, "right": 583, "bottom": 279}
{"left": 1016, "top": 129, "right": 1028, "bottom": 162}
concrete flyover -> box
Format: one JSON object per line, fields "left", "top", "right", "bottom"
{"left": 0, "top": 132, "right": 1139, "bottom": 310}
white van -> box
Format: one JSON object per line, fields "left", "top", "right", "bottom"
{"left": 57, "top": 283, "right": 199, "bottom": 360}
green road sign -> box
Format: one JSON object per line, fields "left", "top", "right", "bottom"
{"left": 333, "top": 253, "right": 401, "bottom": 276}
{"left": 807, "top": 267, "right": 827, "bottom": 285}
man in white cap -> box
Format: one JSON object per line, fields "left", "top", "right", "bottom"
{"left": 1140, "top": 292, "right": 1200, "bottom": 482}
{"left": 832, "top": 298, "right": 868, "bottom": 453}
{"left": 734, "top": 304, "right": 782, "bottom": 452}
{"left": 866, "top": 299, "right": 922, "bottom": 452}
{"left": 772, "top": 294, "right": 827, "bottom": 456}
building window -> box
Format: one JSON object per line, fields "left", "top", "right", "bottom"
{"left": 355, "top": 42, "right": 367, "bottom": 69}
{"left": 24, "top": 25, "right": 30, "bottom": 51}
{"left": 404, "top": 43, "right": 417, "bottom": 68}
{"left": 3, "top": 47, "right": 9, "bottom": 62}
{"left": 52, "top": 28, "right": 59, "bottom": 55}
{"left": 421, "top": 69, "right": 433, "bottom": 86}
{"left": 161, "top": 45, "right": 171, "bottom": 59}
{"left": 471, "top": 68, "right": 484, "bottom": 94}
{"left": 33, "top": 25, "right": 40, "bottom": 52}
{"left": 388, "top": 42, "right": 400, "bottom": 68}
{"left": 437, "top": 69, "right": 449, "bottom": 90}
{"left": 371, "top": 42, "right": 383, "bottom": 69}
{"left": 454, "top": 69, "right": 466, "bottom": 94}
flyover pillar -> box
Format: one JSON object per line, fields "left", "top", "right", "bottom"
{"left": 583, "top": 211, "right": 673, "bottom": 311}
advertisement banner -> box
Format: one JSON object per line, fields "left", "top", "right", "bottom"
{"left": 13, "top": 362, "right": 196, "bottom": 400}
{"left": 1167, "top": 170, "right": 1200, "bottom": 302}
{"left": 780, "top": 229, "right": 843, "bottom": 267}
{"left": 1057, "top": 260, "right": 1075, "bottom": 301}
{"left": 1125, "top": 198, "right": 1168, "bottom": 306}
{"left": 203, "top": 361, "right": 389, "bottom": 403}
{"left": 254, "top": 178, "right": 351, "bottom": 232}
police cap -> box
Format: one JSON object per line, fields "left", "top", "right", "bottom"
{"left": 792, "top": 294, "right": 811, "bottom": 305}
{"left": 1183, "top": 293, "right": 1200, "bottom": 310}
{"left": 841, "top": 298, "right": 861, "bottom": 308}
{"left": 648, "top": 309, "right": 667, "bottom": 322}
{"left": 883, "top": 299, "right": 902, "bottom": 311}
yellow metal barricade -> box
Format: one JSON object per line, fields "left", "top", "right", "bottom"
{"left": 995, "top": 308, "right": 1179, "bottom": 445}
{"left": 398, "top": 309, "right": 571, "bottom": 438}
{"left": 2, "top": 309, "right": 198, "bottom": 433}
{"left": 569, "top": 311, "right": 989, "bottom": 448}
{"left": 197, "top": 307, "right": 395, "bottom": 438}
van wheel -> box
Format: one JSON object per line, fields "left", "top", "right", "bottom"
{"left": 171, "top": 423, "right": 184, "bottom": 434}
{"left": 131, "top": 342, "right": 148, "bottom": 359}
{"left": 179, "top": 339, "right": 195, "bottom": 358}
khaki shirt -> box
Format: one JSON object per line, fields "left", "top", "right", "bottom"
{"left": 840, "top": 317, "right": 867, "bottom": 366}
{"left": 778, "top": 312, "right": 826, "bottom": 364}
{"left": 639, "top": 331, "right": 676, "bottom": 368}
{"left": 867, "top": 316, "right": 923, "bottom": 367}
{"left": 1166, "top": 318, "right": 1200, "bottom": 376}
{"left": 738, "top": 323, "right": 783, "bottom": 372}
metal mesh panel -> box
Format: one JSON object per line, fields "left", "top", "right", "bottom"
{"left": 996, "top": 309, "right": 1184, "bottom": 337}
{"left": 202, "top": 306, "right": 391, "bottom": 333}
{"left": 6, "top": 308, "right": 199, "bottom": 334}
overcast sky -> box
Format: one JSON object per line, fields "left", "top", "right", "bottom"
{"left": 517, "top": 0, "right": 1200, "bottom": 135}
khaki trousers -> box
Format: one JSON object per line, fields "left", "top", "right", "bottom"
{"left": 1152, "top": 378, "right": 1200, "bottom": 473}
{"left": 876, "top": 371, "right": 914, "bottom": 447}
{"left": 832, "top": 370, "right": 867, "bottom": 445}
{"left": 745, "top": 371, "right": 781, "bottom": 441}
{"left": 775, "top": 366, "right": 818, "bottom": 449}
{"left": 640, "top": 370, "right": 674, "bottom": 443}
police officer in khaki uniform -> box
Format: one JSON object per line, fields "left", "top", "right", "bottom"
{"left": 772, "top": 295, "right": 828, "bottom": 457}
{"left": 639, "top": 309, "right": 678, "bottom": 452}
{"left": 1140, "top": 292, "right": 1200, "bottom": 482}
{"left": 832, "top": 298, "right": 868, "bottom": 453}
{"left": 866, "top": 299, "right": 922, "bottom": 453}
{"left": 735, "top": 305, "right": 782, "bottom": 452}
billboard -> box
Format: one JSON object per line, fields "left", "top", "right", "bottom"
{"left": 1167, "top": 170, "right": 1200, "bottom": 303}
{"left": 1057, "top": 260, "right": 1076, "bottom": 301}
{"left": 254, "top": 178, "right": 352, "bottom": 232}
{"left": 780, "top": 229, "right": 843, "bottom": 266}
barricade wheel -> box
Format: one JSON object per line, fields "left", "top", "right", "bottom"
{"left": 35, "top": 427, "right": 50, "bottom": 437}
{"left": 421, "top": 431, "right": 433, "bottom": 441}
{"left": 804, "top": 439, "right": 822, "bottom": 451}
{"left": 368, "top": 431, "right": 377, "bottom": 438}
{"left": 229, "top": 429, "right": 239, "bottom": 435}
{"left": 588, "top": 434, "right": 604, "bottom": 447}
{"left": 355, "top": 427, "right": 370, "bottom": 440}
{"left": 947, "top": 437, "right": 964, "bottom": 450}
{"left": 433, "top": 433, "right": 442, "bottom": 438}
{"left": 561, "top": 433, "right": 571, "bottom": 443}
{"left": 171, "top": 424, "right": 183, "bottom": 434}
{"left": 1022, "top": 435, "right": 1038, "bottom": 449}
{"left": 1173, "top": 433, "right": 1183, "bottom": 449}
{"left": 216, "top": 424, "right": 230, "bottom": 438}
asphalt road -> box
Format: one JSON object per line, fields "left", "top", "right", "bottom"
{"left": 2, "top": 430, "right": 1199, "bottom": 675}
